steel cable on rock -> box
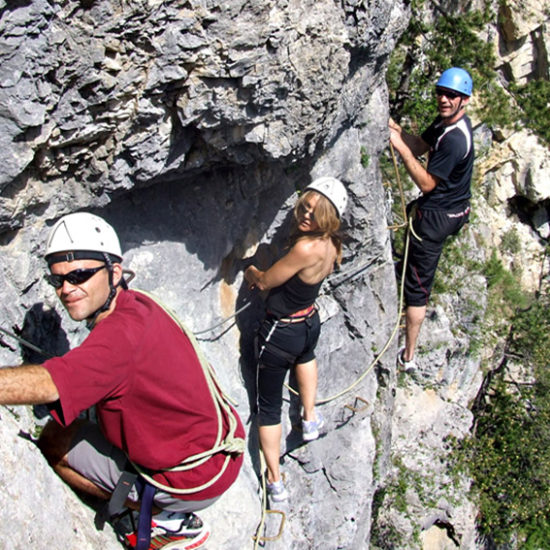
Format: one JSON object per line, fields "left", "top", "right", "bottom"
{"left": 0, "top": 147, "right": 411, "bottom": 546}
{"left": 0, "top": 326, "right": 53, "bottom": 359}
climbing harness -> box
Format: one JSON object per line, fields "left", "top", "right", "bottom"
{"left": 282, "top": 215, "right": 413, "bottom": 405}
{"left": 97, "top": 289, "right": 245, "bottom": 550}
{"left": 274, "top": 304, "right": 317, "bottom": 323}
{"left": 96, "top": 469, "right": 157, "bottom": 550}
{"left": 251, "top": 147, "right": 415, "bottom": 544}
{"left": 1, "top": 154, "right": 412, "bottom": 547}
{"left": 0, "top": 288, "right": 244, "bottom": 550}
{"left": 258, "top": 146, "right": 415, "bottom": 406}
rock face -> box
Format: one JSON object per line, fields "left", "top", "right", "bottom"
{"left": 0, "top": 407, "right": 121, "bottom": 549}
{"left": 0, "top": 0, "right": 402, "bottom": 230}
{"left": 1, "top": 1, "right": 549, "bottom": 549}
{"left": 0, "top": 1, "right": 407, "bottom": 549}
{"left": 497, "top": 0, "right": 550, "bottom": 83}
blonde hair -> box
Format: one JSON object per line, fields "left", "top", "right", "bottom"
{"left": 290, "top": 190, "right": 343, "bottom": 265}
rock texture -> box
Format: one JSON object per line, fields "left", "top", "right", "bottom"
{"left": 0, "top": 1, "right": 406, "bottom": 549}
{"left": 1, "top": 0, "right": 549, "bottom": 549}
{"left": 497, "top": 0, "right": 550, "bottom": 83}
{"left": 371, "top": 2, "right": 550, "bottom": 549}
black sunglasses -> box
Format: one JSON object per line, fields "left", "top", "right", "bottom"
{"left": 435, "top": 87, "right": 462, "bottom": 100}
{"left": 45, "top": 265, "right": 106, "bottom": 289}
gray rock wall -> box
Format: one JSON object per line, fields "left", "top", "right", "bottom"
{"left": 0, "top": 1, "right": 407, "bottom": 548}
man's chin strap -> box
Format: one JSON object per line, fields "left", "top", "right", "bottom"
{"left": 85, "top": 254, "right": 123, "bottom": 329}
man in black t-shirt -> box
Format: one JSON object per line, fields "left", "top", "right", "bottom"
{"left": 389, "top": 67, "right": 474, "bottom": 369}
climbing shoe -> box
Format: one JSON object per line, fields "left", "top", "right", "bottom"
{"left": 397, "top": 348, "right": 416, "bottom": 370}
{"left": 302, "top": 411, "right": 325, "bottom": 441}
{"left": 125, "top": 511, "right": 210, "bottom": 550}
{"left": 267, "top": 479, "right": 289, "bottom": 502}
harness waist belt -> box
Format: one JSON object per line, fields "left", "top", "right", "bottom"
{"left": 270, "top": 304, "right": 316, "bottom": 323}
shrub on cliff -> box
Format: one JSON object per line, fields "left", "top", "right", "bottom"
{"left": 462, "top": 283, "right": 550, "bottom": 546}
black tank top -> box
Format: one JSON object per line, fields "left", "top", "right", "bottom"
{"left": 266, "top": 273, "right": 323, "bottom": 318}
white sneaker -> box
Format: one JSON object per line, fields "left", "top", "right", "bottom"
{"left": 302, "top": 411, "right": 325, "bottom": 441}
{"left": 125, "top": 510, "right": 210, "bottom": 550}
{"left": 397, "top": 348, "right": 416, "bottom": 370}
{"left": 267, "top": 479, "right": 289, "bottom": 502}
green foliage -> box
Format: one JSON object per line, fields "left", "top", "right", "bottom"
{"left": 438, "top": 251, "right": 550, "bottom": 545}
{"left": 386, "top": 1, "right": 550, "bottom": 140}
{"left": 483, "top": 249, "right": 529, "bottom": 312}
{"left": 478, "top": 83, "right": 518, "bottom": 130}
{"left": 512, "top": 79, "right": 550, "bottom": 146}
{"left": 500, "top": 227, "right": 522, "bottom": 254}
{"left": 511, "top": 291, "right": 550, "bottom": 371}
{"left": 465, "top": 378, "right": 550, "bottom": 545}
{"left": 456, "top": 289, "right": 550, "bottom": 546}
{"left": 385, "top": 7, "right": 550, "bottom": 543}
{"left": 370, "top": 456, "right": 432, "bottom": 546}
{"left": 360, "top": 146, "right": 370, "bottom": 168}
{"left": 387, "top": 3, "right": 502, "bottom": 131}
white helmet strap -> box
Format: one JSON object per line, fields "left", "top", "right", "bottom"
{"left": 85, "top": 252, "right": 120, "bottom": 328}
{"left": 46, "top": 250, "right": 117, "bottom": 266}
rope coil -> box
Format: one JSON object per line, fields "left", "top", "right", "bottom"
{"left": 127, "top": 289, "right": 245, "bottom": 496}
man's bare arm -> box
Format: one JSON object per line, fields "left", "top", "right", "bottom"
{"left": 0, "top": 365, "right": 59, "bottom": 405}
{"left": 389, "top": 119, "right": 430, "bottom": 157}
{"left": 389, "top": 122, "right": 439, "bottom": 193}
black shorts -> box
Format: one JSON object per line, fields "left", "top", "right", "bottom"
{"left": 256, "top": 312, "right": 321, "bottom": 426}
{"left": 404, "top": 201, "right": 470, "bottom": 307}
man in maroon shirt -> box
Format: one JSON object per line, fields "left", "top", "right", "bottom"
{"left": 0, "top": 212, "right": 244, "bottom": 550}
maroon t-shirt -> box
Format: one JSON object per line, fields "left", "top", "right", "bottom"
{"left": 43, "top": 289, "right": 244, "bottom": 500}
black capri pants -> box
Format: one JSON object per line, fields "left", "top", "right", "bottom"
{"left": 404, "top": 201, "right": 470, "bottom": 307}
{"left": 256, "top": 312, "right": 321, "bottom": 426}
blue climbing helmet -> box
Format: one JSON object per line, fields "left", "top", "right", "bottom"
{"left": 436, "top": 67, "right": 473, "bottom": 97}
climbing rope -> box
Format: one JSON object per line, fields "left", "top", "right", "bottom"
{"left": 283, "top": 219, "right": 412, "bottom": 404}
{"left": 191, "top": 255, "right": 386, "bottom": 342}
{"left": 390, "top": 142, "right": 408, "bottom": 224}
{"left": 252, "top": 451, "right": 286, "bottom": 548}
{"left": 252, "top": 148, "right": 415, "bottom": 545}
{"left": 270, "top": 143, "right": 415, "bottom": 405}
{"left": 1, "top": 144, "right": 413, "bottom": 547}
{"left": 194, "top": 300, "right": 253, "bottom": 337}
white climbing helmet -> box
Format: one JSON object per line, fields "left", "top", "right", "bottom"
{"left": 45, "top": 212, "right": 122, "bottom": 265}
{"left": 305, "top": 177, "right": 348, "bottom": 218}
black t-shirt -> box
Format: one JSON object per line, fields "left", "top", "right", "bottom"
{"left": 419, "top": 114, "right": 474, "bottom": 210}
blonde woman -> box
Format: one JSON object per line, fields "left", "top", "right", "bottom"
{"left": 244, "top": 177, "right": 347, "bottom": 502}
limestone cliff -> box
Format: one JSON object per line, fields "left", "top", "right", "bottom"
{"left": 0, "top": 1, "right": 405, "bottom": 548}
{"left": 0, "top": 0, "right": 549, "bottom": 549}
{"left": 372, "top": 1, "right": 550, "bottom": 548}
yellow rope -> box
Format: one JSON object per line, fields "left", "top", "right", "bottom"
{"left": 252, "top": 451, "right": 286, "bottom": 547}
{"left": 390, "top": 142, "right": 408, "bottom": 224}
{"left": 252, "top": 451, "right": 269, "bottom": 549}
{"left": 283, "top": 145, "right": 416, "bottom": 405}
{"left": 253, "top": 146, "right": 414, "bottom": 546}
{"left": 283, "top": 223, "right": 411, "bottom": 404}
